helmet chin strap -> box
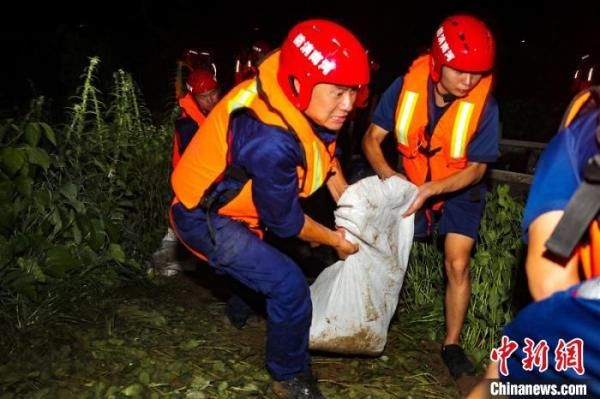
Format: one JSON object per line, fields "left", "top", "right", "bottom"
{"left": 442, "top": 93, "right": 458, "bottom": 103}
{"left": 434, "top": 81, "right": 457, "bottom": 105}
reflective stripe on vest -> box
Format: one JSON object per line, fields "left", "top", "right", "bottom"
{"left": 450, "top": 101, "right": 475, "bottom": 159}
{"left": 311, "top": 141, "right": 323, "bottom": 193}
{"left": 397, "top": 95, "right": 476, "bottom": 161}
{"left": 227, "top": 81, "right": 258, "bottom": 113}
{"left": 395, "top": 91, "right": 419, "bottom": 146}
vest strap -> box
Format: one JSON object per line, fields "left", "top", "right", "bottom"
{"left": 200, "top": 164, "right": 250, "bottom": 243}
{"left": 546, "top": 155, "right": 600, "bottom": 258}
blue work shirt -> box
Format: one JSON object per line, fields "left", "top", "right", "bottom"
{"left": 221, "top": 111, "right": 337, "bottom": 238}
{"left": 372, "top": 76, "right": 500, "bottom": 164}
{"left": 522, "top": 109, "right": 600, "bottom": 243}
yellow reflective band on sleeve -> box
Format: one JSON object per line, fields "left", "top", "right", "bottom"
{"left": 395, "top": 91, "right": 419, "bottom": 146}
{"left": 450, "top": 101, "right": 474, "bottom": 159}
{"left": 227, "top": 81, "right": 258, "bottom": 113}
{"left": 310, "top": 141, "right": 323, "bottom": 195}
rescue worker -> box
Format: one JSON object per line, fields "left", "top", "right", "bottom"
{"left": 467, "top": 87, "right": 600, "bottom": 398}
{"left": 153, "top": 68, "right": 220, "bottom": 277}
{"left": 169, "top": 19, "right": 369, "bottom": 398}
{"left": 361, "top": 14, "right": 499, "bottom": 378}
{"left": 172, "top": 68, "right": 220, "bottom": 168}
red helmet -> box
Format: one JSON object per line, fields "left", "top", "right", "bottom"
{"left": 430, "top": 15, "right": 495, "bottom": 82}
{"left": 277, "top": 19, "right": 370, "bottom": 111}
{"left": 186, "top": 68, "right": 218, "bottom": 94}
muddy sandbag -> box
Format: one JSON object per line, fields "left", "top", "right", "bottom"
{"left": 309, "top": 176, "right": 417, "bottom": 355}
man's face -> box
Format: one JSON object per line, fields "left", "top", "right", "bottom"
{"left": 438, "top": 66, "right": 483, "bottom": 98}
{"left": 303, "top": 83, "right": 357, "bottom": 131}
{"left": 194, "top": 88, "right": 220, "bottom": 114}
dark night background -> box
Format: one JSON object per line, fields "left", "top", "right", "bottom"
{"left": 2, "top": 1, "right": 599, "bottom": 140}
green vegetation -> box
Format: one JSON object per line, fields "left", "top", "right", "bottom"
{"left": 0, "top": 57, "right": 171, "bottom": 352}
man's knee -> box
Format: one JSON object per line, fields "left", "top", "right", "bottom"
{"left": 269, "top": 268, "right": 311, "bottom": 319}
{"left": 444, "top": 257, "right": 471, "bottom": 282}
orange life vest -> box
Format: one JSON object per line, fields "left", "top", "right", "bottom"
{"left": 550, "top": 87, "right": 600, "bottom": 279}
{"left": 394, "top": 54, "right": 493, "bottom": 186}
{"left": 579, "top": 221, "right": 600, "bottom": 280}
{"left": 172, "top": 93, "right": 207, "bottom": 168}
{"left": 171, "top": 50, "right": 336, "bottom": 232}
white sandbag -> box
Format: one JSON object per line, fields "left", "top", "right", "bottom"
{"left": 309, "top": 176, "right": 417, "bottom": 355}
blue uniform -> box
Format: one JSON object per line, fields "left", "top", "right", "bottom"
{"left": 171, "top": 111, "right": 337, "bottom": 381}
{"left": 372, "top": 77, "right": 500, "bottom": 239}
{"left": 522, "top": 109, "right": 600, "bottom": 242}
{"left": 175, "top": 117, "right": 199, "bottom": 156}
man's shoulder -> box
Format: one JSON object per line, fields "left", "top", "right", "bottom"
{"left": 546, "top": 108, "right": 599, "bottom": 167}
{"left": 385, "top": 76, "right": 405, "bottom": 97}
{"left": 563, "top": 108, "right": 599, "bottom": 148}
{"left": 484, "top": 94, "right": 498, "bottom": 110}
{"left": 231, "top": 111, "right": 302, "bottom": 162}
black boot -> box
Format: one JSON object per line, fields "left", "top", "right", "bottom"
{"left": 271, "top": 372, "right": 326, "bottom": 399}
{"left": 224, "top": 294, "right": 256, "bottom": 329}
{"left": 441, "top": 344, "right": 476, "bottom": 378}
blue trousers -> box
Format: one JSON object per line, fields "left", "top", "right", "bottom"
{"left": 170, "top": 203, "right": 312, "bottom": 381}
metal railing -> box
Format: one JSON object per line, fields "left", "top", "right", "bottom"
{"left": 490, "top": 139, "right": 547, "bottom": 185}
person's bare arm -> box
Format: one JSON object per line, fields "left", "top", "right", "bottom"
{"left": 403, "top": 162, "right": 487, "bottom": 216}
{"left": 525, "top": 211, "right": 580, "bottom": 301}
{"left": 297, "top": 214, "right": 358, "bottom": 259}
{"left": 362, "top": 123, "right": 405, "bottom": 180}
{"left": 326, "top": 158, "right": 348, "bottom": 203}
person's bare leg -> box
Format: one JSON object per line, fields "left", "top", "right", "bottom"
{"left": 443, "top": 233, "right": 475, "bottom": 345}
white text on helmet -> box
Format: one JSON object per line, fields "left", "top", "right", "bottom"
{"left": 436, "top": 27, "right": 456, "bottom": 62}
{"left": 292, "top": 33, "right": 337, "bottom": 76}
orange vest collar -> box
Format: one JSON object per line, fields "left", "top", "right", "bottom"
{"left": 179, "top": 93, "right": 207, "bottom": 126}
